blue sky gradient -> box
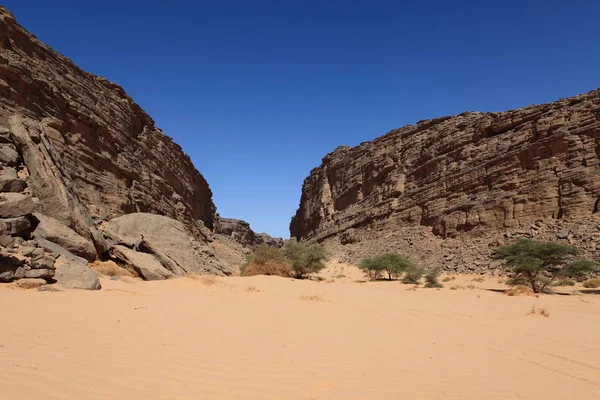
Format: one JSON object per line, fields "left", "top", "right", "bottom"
{"left": 5, "top": 1, "right": 599, "bottom": 237}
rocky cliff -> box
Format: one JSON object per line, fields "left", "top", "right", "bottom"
{"left": 0, "top": 6, "right": 252, "bottom": 284}
{"left": 291, "top": 90, "right": 600, "bottom": 272}
{"left": 0, "top": 7, "right": 215, "bottom": 241}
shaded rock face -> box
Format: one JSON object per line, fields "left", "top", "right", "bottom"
{"left": 0, "top": 7, "right": 215, "bottom": 241}
{"left": 0, "top": 6, "right": 249, "bottom": 278}
{"left": 101, "top": 213, "right": 233, "bottom": 278}
{"left": 291, "top": 90, "right": 600, "bottom": 272}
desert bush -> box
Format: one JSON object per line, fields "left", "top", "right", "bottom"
{"left": 424, "top": 268, "right": 443, "bottom": 288}
{"left": 359, "top": 253, "right": 415, "bottom": 281}
{"left": 283, "top": 239, "right": 329, "bottom": 279}
{"left": 243, "top": 259, "right": 292, "bottom": 277}
{"left": 442, "top": 276, "right": 456, "bottom": 282}
{"left": 494, "top": 238, "right": 597, "bottom": 293}
{"left": 242, "top": 245, "right": 291, "bottom": 277}
{"left": 552, "top": 277, "right": 577, "bottom": 287}
{"left": 582, "top": 278, "right": 600, "bottom": 288}
{"left": 402, "top": 264, "right": 425, "bottom": 284}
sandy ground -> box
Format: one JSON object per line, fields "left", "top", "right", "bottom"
{"left": 1, "top": 269, "right": 599, "bottom": 400}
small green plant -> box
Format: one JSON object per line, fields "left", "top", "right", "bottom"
{"left": 582, "top": 278, "right": 600, "bottom": 288}
{"left": 494, "top": 238, "right": 597, "bottom": 293}
{"left": 424, "top": 268, "right": 443, "bottom": 288}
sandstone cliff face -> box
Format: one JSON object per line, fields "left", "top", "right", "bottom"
{"left": 0, "top": 7, "right": 215, "bottom": 241}
{"left": 291, "top": 90, "right": 600, "bottom": 271}
{"left": 0, "top": 7, "right": 246, "bottom": 279}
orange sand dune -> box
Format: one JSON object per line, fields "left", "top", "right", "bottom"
{"left": 1, "top": 274, "right": 599, "bottom": 400}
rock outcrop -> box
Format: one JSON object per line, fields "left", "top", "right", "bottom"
{"left": 0, "top": 6, "right": 216, "bottom": 242}
{"left": 0, "top": 6, "right": 256, "bottom": 280}
{"left": 216, "top": 217, "right": 284, "bottom": 248}
{"left": 291, "top": 90, "right": 600, "bottom": 272}
{"left": 101, "top": 213, "right": 231, "bottom": 278}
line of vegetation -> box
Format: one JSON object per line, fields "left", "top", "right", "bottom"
{"left": 493, "top": 238, "right": 597, "bottom": 293}
{"left": 241, "top": 239, "right": 329, "bottom": 279}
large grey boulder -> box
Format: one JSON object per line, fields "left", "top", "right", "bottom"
{"left": 101, "top": 213, "right": 231, "bottom": 276}
{"left": 32, "top": 214, "right": 97, "bottom": 261}
{"left": 109, "top": 245, "right": 174, "bottom": 280}
{"left": 24, "top": 268, "right": 54, "bottom": 279}
{"left": 0, "top": 167, "right": 27, "bottom": 192}
{"left": 0, "top": 215, "right": 32, "bottom": 236}
{"left": 0, "top": 193, "right": 36, "bottom": 217}
{"left": 35, "top": 238, "right": 88, "bottom": 264}
{"left": 0, "top": 143, "right": 20, "bottom": 166}
{"left": 53, "top": 255, "right": 101, "bottom": 290}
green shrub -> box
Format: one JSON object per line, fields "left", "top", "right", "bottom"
{"left": 583, "top": 278, "right": 600, "bottom": 288}
{"left": 494, "top": 238, "right": 597, "bottom": 293}
{"left": 242, "top": 245, "right": 291, "bottom": 277}
{"left": 359, "top": 253, "right": 416, "bottom": 281}
{"left": 402, "top": 264, "right": 425, "bottom": 284}
{"left": 424, "top": 268, "right": 443, "bottom": 288}
{"left": 359, "top": 257, "right": 383, "bottom": 280}
{"left": 283, "top": 239, "right": 329, "bottom": 279}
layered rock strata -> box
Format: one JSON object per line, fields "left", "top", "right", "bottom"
{"left": 291, "top": 90, "right": 600, "bottom": 272}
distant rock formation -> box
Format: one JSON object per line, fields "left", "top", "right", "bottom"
{"left": 291, "top": 90, "right": 600, "bottom": 273}
{"left": 216, "top": 217, "right": 284, "bottom": 248}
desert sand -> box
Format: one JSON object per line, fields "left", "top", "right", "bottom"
{"left": 1, "top": 266, "right": 599, "bottom": 400}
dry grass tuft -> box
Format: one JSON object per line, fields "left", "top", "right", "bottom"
{"left": 300, "top": 295, "right": 328, "bottom": 302}
{"left": 506, "top": 285, "right": 536, "bottom": 297}
{"left": 90, "top": 261, "right": 134, "bottom": 277}
{"left": 243, "top": 260, "right": 292, "bottom": 278}
{"left": 186, "top": 274, "right": 219, "bottom": 286}
{"left": 527, "top": 305, "right": 550, "bottom": 317}
{"left": 450, "top": 285, "right": 464, "bottom": 290}
{"left": 582, "top": 278, "right": 600, "bottom": 288}
{"left": 472, "top": 276, "right": 485, "bottom": 283}
{"left": 442, "top": 276, "right": 456, "bottom": 282}
{"left": 245, "top": 285, "right": 261, "bottom": 293}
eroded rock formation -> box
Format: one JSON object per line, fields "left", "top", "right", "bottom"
{"left": 291, "top": 90, "right": 600, "bottom": 272}
{"left": 216, "top": 217, "right": 284, "bottom": 248}
{"left": 0, "top": 6, "right": 252, "bottom": 282}
{"left": 0, "top": 7, "right": 215, "bottom": 240}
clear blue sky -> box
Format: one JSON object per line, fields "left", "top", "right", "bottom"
{"left": 5, "top": 1, "right": 599, "bottom": 237}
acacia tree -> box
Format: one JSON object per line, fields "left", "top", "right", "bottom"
{"left": 283, "top": 239, "right": 329, "bottom": 279}
{"left": 359, "top": 253, "right": 415, "bottom": 280}
{"left": 359, "top": 257, "right": 383, "bottom": 280}
{"left": 493, "top": 238, "right": 596, "bottom": 293}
